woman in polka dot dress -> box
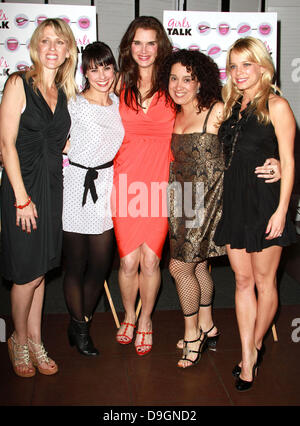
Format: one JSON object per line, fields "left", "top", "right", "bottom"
{"left": 62, "top": 42, "right": 124, "bottom": 356}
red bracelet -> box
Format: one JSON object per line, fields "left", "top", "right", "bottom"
{"left": 14, "top": 197, "right": 31, "bottom": 209}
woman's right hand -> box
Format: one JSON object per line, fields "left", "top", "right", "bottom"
{"left": 16, "top": 200, "right": 38, "bottom": 233}
{"left": 255, "top": 158, "right": 281, "bottom": 183}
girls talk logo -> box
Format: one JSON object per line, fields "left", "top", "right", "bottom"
{"left": 167, "top": 17, "right": 192, "bottom": 36}
{"left": 110, "top": 175, "right": 204, "bottom": 228}
{"left": 0, "top": 9, "right": 9, "bottom": 29}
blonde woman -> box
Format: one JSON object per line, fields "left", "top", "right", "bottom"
{"left": 0, "top": 18, "right": 77, "bottom": 377}
{"left": 214, "top": 37, "right": 296, "bottom": 391}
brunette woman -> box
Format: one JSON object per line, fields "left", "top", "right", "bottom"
{"left": 62, "top": 42, "right": 124, "bottom": 356}
{"left": 113, "top": 16, "right": 175, "bottom": 355}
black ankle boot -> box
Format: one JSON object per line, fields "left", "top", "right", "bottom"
{"left": 68, "top": 317, "right": 99, "bottom": 356}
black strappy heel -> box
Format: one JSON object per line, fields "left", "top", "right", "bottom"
{"left": 203, "top": 324, "right": 221, "bottom": 352}
{"left": 178, "top": 335, "right": 202, "bottom": 368}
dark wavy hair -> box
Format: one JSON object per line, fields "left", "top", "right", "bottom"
{"left": 82, "top": 41, "right": 117, "bottom": 93}
{"left": 160, "top": 49, "right": 222, "bottom": 112}
{"left": 116, "top": 16, "right": 173, "bottom": 110}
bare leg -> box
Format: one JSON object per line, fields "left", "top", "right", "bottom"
{"left": 252, "top": 246, "right": 282, "bottom": 349}
{"left": 135, "top": 243, "right": 160, "bottom": 353}
{"left": 10, "top": 276, "right": 44, "bottom": 375}
{"left": 226, "top": 246, "right": 257, "bottom": 382}
{"left": 117, "top": 247, "right": 140, "bottom": 343}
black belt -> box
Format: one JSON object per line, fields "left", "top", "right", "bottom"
{"left": 69, "top": 160, "right": 113, "bottom": 206}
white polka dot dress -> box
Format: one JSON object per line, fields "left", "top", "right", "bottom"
{"left": 63, "top": 94, "right": 124, "bottom": 234}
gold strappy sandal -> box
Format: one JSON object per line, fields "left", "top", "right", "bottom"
{"left": 28, "top": 338, "right": 58, "bottom": 375}
{"left": 8, "top": 333, "right": 36, "bottom": 378}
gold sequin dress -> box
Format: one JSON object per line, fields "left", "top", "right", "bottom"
{"left": 168, "top": 105, "right": 226, "bottom": 263}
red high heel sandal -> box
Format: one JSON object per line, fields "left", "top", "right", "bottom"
{"left": 135, "top": 330, "right": 153, "bottom": 356}
{"left": 116, "top": 322, "right": 136, "bottom": 345}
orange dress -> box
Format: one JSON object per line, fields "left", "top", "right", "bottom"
{"left": 112, "top": 91, "right": 175, "bottom": 258}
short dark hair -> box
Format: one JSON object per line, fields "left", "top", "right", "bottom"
{"left": 82, "top": 41, "right": 117, "bottom": 92}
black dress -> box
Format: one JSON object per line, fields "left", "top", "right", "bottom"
{"left": 214, "top": 100, "right": 297, "bottom": 252}
{"left": 168, "top": 103, "right": 226, "bottom": 262}
{"left": 1, "top": 74, "right": 71, "bottom": 284}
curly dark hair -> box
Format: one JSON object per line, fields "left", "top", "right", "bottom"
{"left": 116, "top": 16, "right": 173, "bottom": 110}
{"left": 160, "top": 49, "right": 222, "bottom": 112}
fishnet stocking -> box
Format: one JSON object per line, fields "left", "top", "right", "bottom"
{"left": 169, "top": 258, "right": 213, "bottom": 317}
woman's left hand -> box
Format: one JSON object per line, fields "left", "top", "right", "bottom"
{"left": 265, "top": 210, "right": 286, "bottom": 239}
{"left": 255, "top": 158, "right": 281, "bottom": 183}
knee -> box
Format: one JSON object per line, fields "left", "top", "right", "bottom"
{"left": 234, "top": 272, "right": 254, "bottom": 292}
{"left": 140, "top": 252, "right": 160, "bottom": 277}
{"left": 120, "top": 254, "right": 139, "bottom": 277}
{"left": 254, "top": 271, "right": 277, "bottom": 294}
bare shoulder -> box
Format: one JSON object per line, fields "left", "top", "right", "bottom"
{"left": 209, "top": 101, "right": 224, "bottom": 131}
{"left": 268, "top": 94, "right": 293, "bottom": 116}
{"left": 0, "top": 73, "right": 25, "bottom": 115}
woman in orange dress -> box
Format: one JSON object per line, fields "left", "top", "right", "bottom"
{"left": 113, "top": 16, "right": 175, "bottom": 355}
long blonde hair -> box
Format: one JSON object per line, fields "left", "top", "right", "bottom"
{"left": 222, "top": 36, "right": 280, "bottom": 124}
{"left": 26, "top": 18, "right": 78, "bottom": 100}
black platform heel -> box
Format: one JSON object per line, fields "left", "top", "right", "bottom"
{"left": 204, "top": 324, "right": 221, "bottom": 352}
{"left": 68, "top": 317, "right": 99, "bottom": 356}
{"left": 232, "top": 343, "right": 265, "bottom": 378}
{"left": 235, "top": 349, "right": 258, "bottom": 392}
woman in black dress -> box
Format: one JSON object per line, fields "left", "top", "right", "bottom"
{"left": 214, "top": 37, "right": 296, "bottom": 390}
{"left": 0, "top": 18, "right": 77, "bottom": 377}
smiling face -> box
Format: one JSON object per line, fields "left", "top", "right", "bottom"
{"left": 168, "top": 62, "right": 200, "bottom": 107}
{"left": 130, "top": 28, "right": 158, "bottom": 69}
{"left": 85, "top": 62, "right": 115, "bottom": 94}
{"left": 229, "top": 50, "right": 265, "bottom": 95}
{"left": 37, "top": 25, "right": 70, "bottom": 71}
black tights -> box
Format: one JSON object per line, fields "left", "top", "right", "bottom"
{"left": 169, "top": 259, "right": 214, "bottom": 317}
{"left": 62, "top": 229, "right": 114, "bottom": 321}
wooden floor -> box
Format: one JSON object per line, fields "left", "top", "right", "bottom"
{"left": 0, "top": 305, "right": 300, "bottom": 409}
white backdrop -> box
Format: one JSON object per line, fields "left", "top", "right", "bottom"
{"left": 163, "top": 11, "right": 277, "bottom": 84}
{"left": 0, "top": 3, "right": 97, "bottom": 94}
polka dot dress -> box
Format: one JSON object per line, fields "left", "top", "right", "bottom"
{"left": 63, "top": 94, "right": 124, "bottom": 234}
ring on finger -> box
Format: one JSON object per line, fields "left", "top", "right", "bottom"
{"left": 269, "top": 169, "right": 275, "bottom": 175}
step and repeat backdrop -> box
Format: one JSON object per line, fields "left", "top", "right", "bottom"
{"left": 163, "top": 10, "right": 277, "bottom": 85}
{"left": 0, "top": 2, "right": 97, "bottom": 94}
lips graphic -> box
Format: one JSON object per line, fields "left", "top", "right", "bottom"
{"left": 188, "top": 44, "right": 200, "bottom": 51}
{"left": 219, "top": 68, "right": 227, "bottom": 80}
{"left": 6, "top": 38, "right": 19, "bottom": 51}
{"left": 218, "top": 23, "right": 230, "bottom": 36}
{"left": 237, "top": 24, "right": 251, "bottom": 35}
{"left": 37, "top": 16, "right": 47, "bottom": 26}
{"left": 197, "top": 22, "right": 210, "bottom": 35}
{"left": 16, "top": 62, "right": 30, "bottom": 72}
{"left": 172, "top": 44, "right": 180, "bottom": 52}
{"left": 59, "top": 16, "right": 70, "bottom": 25}
{"left": 207, "top": 45, "right": 221, "bottom": 58}
{"left": 259, "top": 23, "right": 272, "bottom": 35}
{"left": 78, "top": 17, "right": 90, "bottom": 30}
{"left": 15, "top": 15, "right": 29, "bottom": 28}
